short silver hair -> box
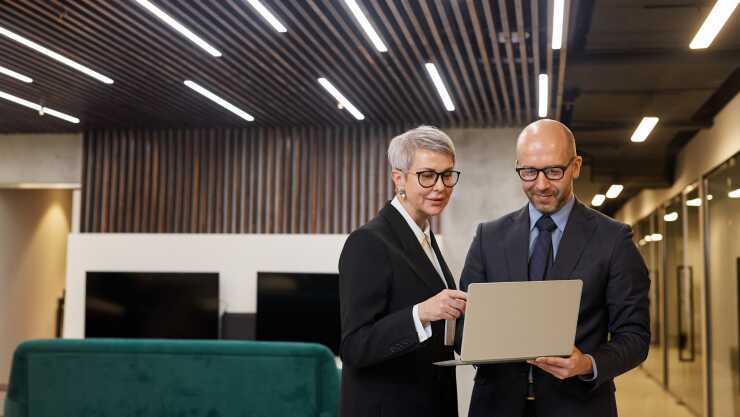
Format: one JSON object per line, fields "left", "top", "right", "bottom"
{"left": 387, "top": 126, "right": 456, "bottom": 171}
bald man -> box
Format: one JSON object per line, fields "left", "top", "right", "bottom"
{"left": 457, "top": 119, "right": 650, "bottom": 417}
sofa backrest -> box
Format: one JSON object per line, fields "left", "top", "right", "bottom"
{"left": 5, "top": 339, "right": 339, "bottom": 417}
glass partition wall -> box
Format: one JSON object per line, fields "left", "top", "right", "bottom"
{"left": 634, "top": 184, "right": 707, "bottom": 416}
{"left": 638, "top": 211, "right": 666, "bottom": 385}
{"left": 667, "top": 185, "right": 706, "bottom": 416}
{"left": 630, "top": 150, "right": 740, "bottom": 417}
{"left": 706, "top": 155, "right": 740, "bottom": 417}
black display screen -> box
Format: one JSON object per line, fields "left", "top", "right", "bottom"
{"left": 257, "top": 272, "right": 340, "bottom": 355}
{"left": 85, "top": 272, "right": 219, "bottom": 339}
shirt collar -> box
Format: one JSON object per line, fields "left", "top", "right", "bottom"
{"left": 528, "top": 195, "right": 576, "bottom": 233}
{"left": 391, "top": 197, "right": 431, "bottom": 244}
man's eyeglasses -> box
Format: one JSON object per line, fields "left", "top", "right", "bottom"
{"left": 515, "top": 157, "right": 575, "bottom": 181}
{"left": 409, "top": 170, "right": 461, "bottom": 188}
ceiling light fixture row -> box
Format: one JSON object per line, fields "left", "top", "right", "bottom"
{"left": 540, "top": 0, "right": 567, "bottom": 118}
{"left": 0, "top": 24, "right": 112, "bottom": 124}
{"left": 630, "top": 1, "right": 739, "bottom": 139}
{"left": 0, "top": 26, "right": 113, "bottom": 84}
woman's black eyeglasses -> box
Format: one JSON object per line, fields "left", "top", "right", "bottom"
{"left": 410, "top": 170, "right": 461, "bottom": 188}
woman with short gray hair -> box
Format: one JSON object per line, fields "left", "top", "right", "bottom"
{"left": 339, "top": 125, "right": 465, "bottom": 417}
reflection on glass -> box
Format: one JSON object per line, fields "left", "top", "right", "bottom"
{"left": 663, "top": 186, "right": 706, "bottom": 415}
{"left": 638, "top": 211, "right": 665, "bottom": 384}
{"left": 706, "top": 155, "right": 740, "bottom": 417}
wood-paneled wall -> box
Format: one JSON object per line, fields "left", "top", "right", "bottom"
{"left": 81, "top": 126, "right": 442, "bottom": 234}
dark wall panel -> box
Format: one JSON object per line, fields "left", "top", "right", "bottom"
{"left": 81, "top": 126, "right": 442, "bottom": 234}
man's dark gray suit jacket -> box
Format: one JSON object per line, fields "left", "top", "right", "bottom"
{"left": 457, "top": 200, "right": 650, "bottom": 417}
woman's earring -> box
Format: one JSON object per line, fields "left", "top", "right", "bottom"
{"left": 399, "top": 189, "right": 406, "bottom": 199}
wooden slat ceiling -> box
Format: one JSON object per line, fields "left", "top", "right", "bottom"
{"left": 1, "top": 0, "right": 739, "bottom": 216}
{"left": 0, "top": 0, "right": 563, "bottom": 131}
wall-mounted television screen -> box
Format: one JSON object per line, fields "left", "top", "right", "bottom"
{"left": 85, "top": 272, "right": 219, "bottom": 339}
{"left": 257, "top": 272, "right": 340, "bottom": 355}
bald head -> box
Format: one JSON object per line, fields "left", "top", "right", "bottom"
{"left": 515, "top": 119, "right": 582, "bottom": 213}
{"left": 516, "top": 119, "right": 576, "bottom": 162}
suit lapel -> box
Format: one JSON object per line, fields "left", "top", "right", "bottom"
{"left": 504, "top": 205, "right": 530, "bottom": 282}
{"left": 430, "top": 231, "right": 456, "bottom": 290}
{"left": 549, "top": 201, "right": 597, "bottom": 279}
{"left": 380, "top": 203, "right": 446, "bottom": 293}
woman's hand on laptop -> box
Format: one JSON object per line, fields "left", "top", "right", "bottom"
{"left": 526, "top": 346, "right": 594, "bottom": 380}
{"left": 418, "top": 289, "right": 467, "bottom": 327}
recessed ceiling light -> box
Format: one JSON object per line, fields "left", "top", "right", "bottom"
{"left": 650, "top": 233, "right": 663, "bottom": 242}
{"left": 606, "top": 184, "right": 624, "bottom": 199}
{"left": 689, "top": 0, "right": 740, "bottom": 49}
{"left": 244, "top": 0, "right": 287, "bottom": 32}
{"left": 317, "top": 78, "right": 365, "bottom": 120}
{"left": 0, "top": 26, "right": 113, "bottom": 84}
{"left": 425, "top": 63, "right": 455, "bottom": 112}
{"left": 664, "top": 211, "right": 679, "bottom": 222}
{"left": 729, "top": 188, "right": 740, "bottom": 198}
{"left": 0, "top": 89, "right": 80, "bottom": 123}
{"left": 552, "top": 0, "right": 565, "bottom": 49}
{"left": 184, "top": 80, "right": 254, "bottom": 122}
{"left": 0, "top": 64, "right": 33, "bottom": 83}
{"left": 538, "top": 74, "right": 548, "bottom": 118}
{"left": 591, "top": 194, "right": 606, "bottom": 207}
{"left": 134, "top": 0, "right": 222, "bottom": 57}
{"left": 630, "top": 117, "right": 659, "bottom": 142}
{"left": 686, "top": 198, "right": 702, "bottom": 207}
{"left": 344, "top": 0, "right": 388, "bottom": 52}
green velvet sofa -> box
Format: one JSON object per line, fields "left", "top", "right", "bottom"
{"left": 4, "top": 339, "right": 339, "bottom": 417}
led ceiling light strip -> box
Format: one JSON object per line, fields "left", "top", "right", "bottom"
{"left": 245, "top": 0, "right": 287, "bottom": 32}
{"left": 606, "top": 184, "right": 624, "bottom": 199}
{"left": 0, "top": 26, "right": 113, "bottom": 84}
{"left": 630, "top": 117, "right": 659, "bottom": 142}
{"left": 135, "top": 0, "right": 222, "bottom": 57}
{"left": 0, "top": 64, "right": 33, "bottom": 83}
{"left": 552, "top": 0, "right": 565, "bottom": 49}
{"left": 317, "top": 78, "right": 365, "bottom": 120}
{"left": 344, "top": 0, "right": 388, "bottom": 52}
{"left": 591, "top": 194, "right": 606, "bottom": 207}
{"left": 0, "top": 90, "right": 80, "bottom": 123}
{"left": 184, "top": 80, "right": 255, "bottom": 121}
{"left": 425, "top": 63, "right": 455, "bottom": 112}
{"left": 690, "top": 0, "right": 740, "bottom": 49}
{"left": 538, "top": 74, "right": 548, "bottom": 117}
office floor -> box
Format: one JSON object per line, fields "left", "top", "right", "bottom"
{"left": 617, "top": 367, "right": 697, "bottom": 417}
{"left": 0, "top": 368, "right": 698, "bottom": 417}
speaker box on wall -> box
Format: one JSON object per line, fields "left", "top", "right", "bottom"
{"left": 221, "top": 312, "right": 256, "bottom": 340}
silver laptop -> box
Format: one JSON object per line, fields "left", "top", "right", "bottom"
{"left": 435, "top": 280, "right": 582, "bottom": 366}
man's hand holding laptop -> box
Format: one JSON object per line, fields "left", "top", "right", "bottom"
{"left": 527, "top": 346, "right": 594, "bottom": 380}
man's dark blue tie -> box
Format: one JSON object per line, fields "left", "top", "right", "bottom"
{"left": 529, "top": 215, "right": 557, "bottom": 281}
{"left": 527, "top": 215, "right": 559, "bottom": 402}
